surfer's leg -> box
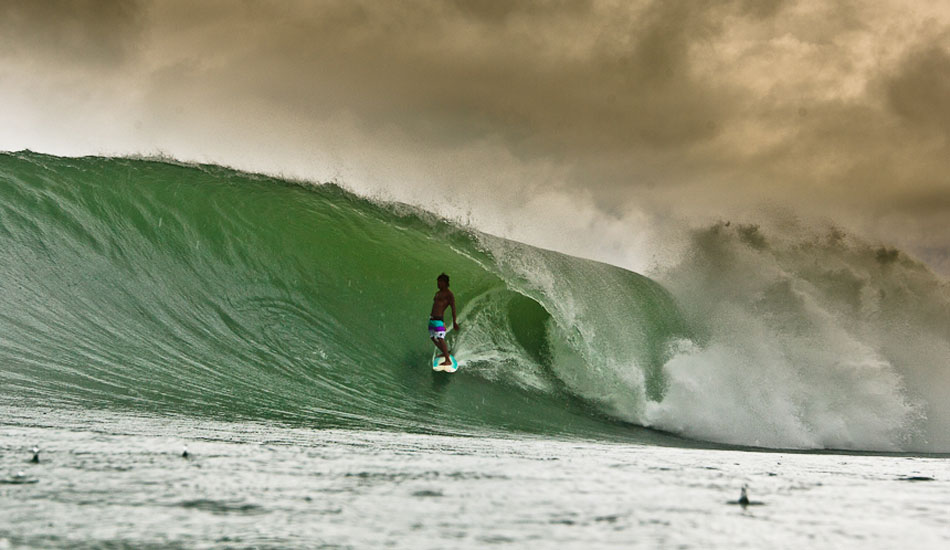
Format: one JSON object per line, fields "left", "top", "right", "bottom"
{"left": 429, "top": 320, "right": 451, "bottom": 365}
{"left": 430, "top": 337, "right": 447, "bottom": 355}
{"left": 433, "top": 337, "right": 452, "bottom": 365}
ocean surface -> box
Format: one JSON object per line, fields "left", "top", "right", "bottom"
{"left": 2, "top": 151, "right": 949, "bottom": 548}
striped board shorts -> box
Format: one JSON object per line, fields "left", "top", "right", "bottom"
{"left": 428, "top": 318, "right": 447, "bottom": 339}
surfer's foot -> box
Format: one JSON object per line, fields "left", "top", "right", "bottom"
{"left": 440, "top": 358, "right": 452, "bottom": 366}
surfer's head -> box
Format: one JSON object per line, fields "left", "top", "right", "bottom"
{"left": 437, "top": 273, "right": 449, "bottom": 289}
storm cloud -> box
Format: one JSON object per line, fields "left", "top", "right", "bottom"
{"left": 1, "top": 0, "right": 949, "bottom": 272}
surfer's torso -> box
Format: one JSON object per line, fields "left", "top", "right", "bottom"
{"left": 431, "top": 289, "right": 454, "bottom": 318}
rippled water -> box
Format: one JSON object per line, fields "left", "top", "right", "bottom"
{"left": 2, "top": 405, "right": 948, "bottom": 549}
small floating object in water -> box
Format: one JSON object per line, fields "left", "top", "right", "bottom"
{"left": 411, "top": 489, "right": 443, "bottom": 498}
{"left": 1, "top": 471, "right": 38, "bottom": 485}
{"left": 182, "top": 446, "right": 190, "bottom": 459}
{"left": 728, "top": 485, "right": 764, "bottom": 507}
{"left": 30, "top": 446, "right": 39, "bottom": 464}
{"left": 899, "top": 476, "right": 935, "bottom": 482}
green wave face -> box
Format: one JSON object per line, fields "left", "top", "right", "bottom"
{"left": 0, "top": 152, "right": 690, "bottom": 440}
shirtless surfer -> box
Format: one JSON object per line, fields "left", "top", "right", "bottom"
{"left": 429, "top": 273, "right": 460, "bottom": 366}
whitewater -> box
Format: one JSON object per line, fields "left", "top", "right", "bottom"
{"left": 2, "top": 151, "right": 949, "bottom": 548}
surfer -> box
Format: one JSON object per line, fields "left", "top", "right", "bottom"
{"left": 429, "top": 273, "right": 460, "bottom": 366}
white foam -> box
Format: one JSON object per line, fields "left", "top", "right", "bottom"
{"left": 648, "top": 223, "right": 947, "bottom": 451}
{"left": 476, "top": 220, "right": 950, "bottom": 452}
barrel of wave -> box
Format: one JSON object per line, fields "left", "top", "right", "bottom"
{"left": 477, "top": 234, "right": 692, "bottom": 423}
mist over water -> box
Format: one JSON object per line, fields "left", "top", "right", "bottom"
{"left": 1, "top": 151, "right": 948, "bottom": 452}
{"left": 650, "top": 223, "right": 950, "bottom": 451}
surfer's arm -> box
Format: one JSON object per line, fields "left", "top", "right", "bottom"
{"left": 450, "top": 293, "right": 460, "bottom": 330}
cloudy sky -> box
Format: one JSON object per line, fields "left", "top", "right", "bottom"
{"left": 2, "top": 0, "right": 949, "bottom": 273}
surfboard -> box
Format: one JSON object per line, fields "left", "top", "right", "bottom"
{"left": 432, "top": 354, "right": 458, "bottom": 373}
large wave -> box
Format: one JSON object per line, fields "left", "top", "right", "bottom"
{"left": 2, "top": 152, "right": 947, "bottom": 452}
{"left": 0, "top": 152, "right": 687, "bottom": 443}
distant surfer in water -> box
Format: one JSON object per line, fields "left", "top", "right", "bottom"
{"left": 429, "top": 273, "right": 460, "bottom": 366}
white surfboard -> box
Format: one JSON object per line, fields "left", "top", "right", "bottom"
{"left": 432, "top": 354, "right": 459, "bottom": 373}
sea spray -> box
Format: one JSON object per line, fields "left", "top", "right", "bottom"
{"left": 647, "top": 222, "right": 948, "bottom": 451}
